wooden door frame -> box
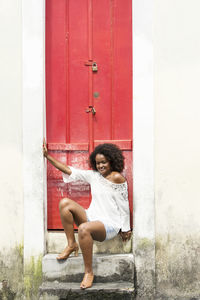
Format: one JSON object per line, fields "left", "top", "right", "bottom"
{"left": 22, "top": 0, "right": 155, "bottom": 298}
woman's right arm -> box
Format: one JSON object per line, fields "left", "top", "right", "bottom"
{"left": 43, "top": 139, "right": 72, "bottom": 175}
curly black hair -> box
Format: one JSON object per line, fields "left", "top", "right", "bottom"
{"left": 89, "top": 143, "right": 124, "bottom": 173}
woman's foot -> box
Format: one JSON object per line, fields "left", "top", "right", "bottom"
{"left": 80, "top": 272, "right": 94, "bottom": 289}
{"left": 56, "top": 242, "right": 79, "bottom": 260}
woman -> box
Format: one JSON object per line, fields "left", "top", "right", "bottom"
{"left": 43, "top": 140, "right": 132, "bottom": 289}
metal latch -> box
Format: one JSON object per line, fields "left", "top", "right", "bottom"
{"left": 85, "top": 105, "right": 96, "bottom": 115}
{"left": 92, "top": 62, "right": 98, "bottom": 72}
{"left": 84, "top": 60, "right": 98, "bottom": 72}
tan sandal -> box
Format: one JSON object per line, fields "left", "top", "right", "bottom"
{"left": 80, "top": 273, "right": 94, "bottom": 289}
{"left": 56, "top": 243, "right": 79, "bottom": 260}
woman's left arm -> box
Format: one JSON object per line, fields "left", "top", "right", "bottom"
{"left": 112, "top": 173, "right": 132, "bottom": 241}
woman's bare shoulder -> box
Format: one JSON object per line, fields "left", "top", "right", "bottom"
{"left": 111, "top": 172, "right": 126, "bottom": 184}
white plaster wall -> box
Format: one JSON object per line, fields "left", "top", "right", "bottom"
{"left": 0, "top": 0, "right": 23, "bottom": 249}
{"left": 22, "top": 0, "right": 46, "bottom": 260}
{"left": 133, "top": 1, "right": 155, "bottom": 298}
{"left": 133, "top": 0, "right": 154, "bottom": 241}
{"left": 154, "top": 0, "right": 200, "bottom": 295}
{"left": 155, "top": 0, "right": 200, "bottom": 236}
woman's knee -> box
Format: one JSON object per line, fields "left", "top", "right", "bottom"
{"left": 59, "top": 198, "right": 72, "bottom": 211}
{"left": 78, "top": 223, "right": 90, "bottom": 238}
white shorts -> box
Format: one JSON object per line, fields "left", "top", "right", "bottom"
{"left": 86, "top": 211, "right": 119, "bottom": 241}
{"left": 102, "top": 222, "right": 119, "bottom": 240}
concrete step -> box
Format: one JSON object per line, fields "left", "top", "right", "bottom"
{"left": 39, "top": 281, "right": 134, "bottom": 300}
{"left": 42, "top": 253, "right": 134, "bottom": 283}
{"left": 47, "top": 231, "right": 132, "bottom": 254}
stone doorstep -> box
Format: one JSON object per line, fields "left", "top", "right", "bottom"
{"left": 47, "top": 231, "right": 132, "bottom": 254}
{"left": 42, "top": 253, "right": 134, "bottom": 283}
{"left": 39, "top": 281, "right": 135, "bottom": 300}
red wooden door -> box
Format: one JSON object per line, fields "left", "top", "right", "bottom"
{"left": 46, "top": 0, "right": 132, "bottom": 229}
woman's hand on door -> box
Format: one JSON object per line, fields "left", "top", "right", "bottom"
{"left": 119, "top": 230, "right": 132, "bottom": 242}
{"left": 43, "top": 138, "right": 48, "bottom": 157}
{"left": 43, "top": 138, "right": 72, "bottom": 175}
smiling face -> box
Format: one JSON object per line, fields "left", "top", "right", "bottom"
{"left": 95, "top": 153, "right": 112, "bottom": 177}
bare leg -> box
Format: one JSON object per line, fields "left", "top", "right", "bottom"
{"left": 78, "top": 221, "right": 106, "bottom": 289}
{"left": 57, "top": 198, "right": 87, "bottom": 259}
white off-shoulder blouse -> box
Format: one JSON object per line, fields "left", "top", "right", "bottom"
{"left": 62, "top": 167, "right": 130, "bottom": 233}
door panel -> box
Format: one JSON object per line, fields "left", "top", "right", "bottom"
{"left": 46, "top": 0, "right": 132, "bottom": 229}
{"left": 112, "top": 0, "right": 132, "bottom": 140}
{"left": 93, "top": 0, "right": 112, "bottom": 140}
{"left": 68, "top": 0, "right": 89, "bottom": 143}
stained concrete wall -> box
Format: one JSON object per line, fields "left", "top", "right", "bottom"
{"left": 0, "top": 0, "right": 24, "bottom": 297}
{"left": 154, "top": 0, "right": 200, "bottom": 298}
{"left": 0, "top": 0, "right": 45, "bottom": 298}
{"left": 133, "top": 0, "right": 155, "bottom": 298}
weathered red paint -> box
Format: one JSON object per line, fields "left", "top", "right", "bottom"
{"left": 46, "top": 0, "right": 133, "bottom": 229}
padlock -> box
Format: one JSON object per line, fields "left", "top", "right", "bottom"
{"left": 92, "top": 62, "right": 98, "bottom": 72}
